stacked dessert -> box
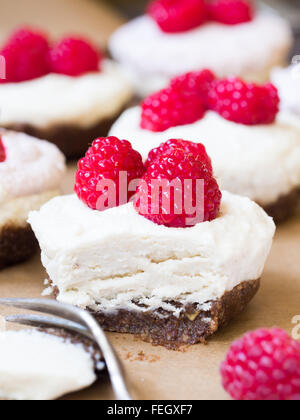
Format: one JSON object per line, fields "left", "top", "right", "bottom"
{"left": 29, "top": 136, "right": 275, "bottom": 349}
{"left": 0, "top": 28, "right": 133, "bottom": 159}
{"left": 110, "top": 0, "right": 292, "bottom": 97}
{"left": 0, "top": 130, "right": 65, "bottom": 269}
{"left": 110, "top": 70, "right": 300, "bottom": 223}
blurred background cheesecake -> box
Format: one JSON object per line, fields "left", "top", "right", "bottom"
{"left": 105, "top": 0, "right": 299, "bottom": 55}
{"left": 0, "top": 1, "right": 298, "bottom": 52}
{"left": 0, "top": 0, "right": 298, "bottom": 152}
{"left": 108, "top": 0, "right": 294, "bottom": 97}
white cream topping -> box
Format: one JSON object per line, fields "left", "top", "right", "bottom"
{"left": 272, "top": 65, "right": 300, "bottom": 116}
{"left": 110, "top": 108, "right": 300, "bottom": 206}
{"left": 0, "top": 330, "right": 97, "bottom": 400}
{"left": 0, "top": 131, "right": 65, "bottom": 203}
{"left": 0, "top": 60, "right": 133, "bottom": 129}
{"left": 28, "top": 192, "right": 275, "bottom": 317}
{"left": 277, "top": 111, "right": 300, "bottom": 131}
{"left": 110, "top": 13, "right": 292, "bottom": 96}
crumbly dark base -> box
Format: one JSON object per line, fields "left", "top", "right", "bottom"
{"left": 89, "top": 279, "right": 260, "bottom": 350}
{"left": 0, "top": 224, "right": 38, "bottom": 270}
{"left": 262, "top": 188, "right": 300, "bottom": 224}
{"left": 4, "top": 107, "right": 127, "bottom": 160}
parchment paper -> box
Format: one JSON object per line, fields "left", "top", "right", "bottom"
{"left": 0, "top": 0, "right": 299, "bottom": 401}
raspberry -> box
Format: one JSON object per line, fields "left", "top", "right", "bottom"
{"left": 208, "top": 78, "right": 279, "bottom": 125}
{"left": 148, "top": 0, "right": 207, "bottom": 33}
{"left": 0, "top": 138, "right": 6, "bottom": 162}
{"left": 0, "top": 27, "right": 50, "bottom": 83}
{"left": 221, "top": 328, "right": 300, "bottom": 401}
{"left": 135, "top": 148, "right": 221, "bottom": 228}
{"left": 208, "top": 0, "right": 254, "bottom": 25}
{"left": 145, "top": 139, "right": 213, "bottom": 175}
{"left": 170, "top": 69, "right": 216, "bottom": 108}
{"left": 49, "top": 37, "right": 102, "bottom": 77}
{"left": 75, "top": 137, "right": 145, "bottom": 211}
{"left": 141, "top": 83, "right": 205, "bottom": 132}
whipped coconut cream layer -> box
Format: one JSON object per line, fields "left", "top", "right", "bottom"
{"left": 29, "top": 192, "right": 275, "bottom": 317}
{"left": 110, "top": 108, "right": 300, "bottom": 206}
{"left": 0, "top": 330, "right": 97, "bottom": 400}
{"left": 110, "top": 13, "right": 292, "bottom": 97}
{"left": 272, "top": 66, "right": 300, "bottom": 125}
{"left": 0, "top": 131, "right": 65, "bottom": 203}
{"left": 0, "top": 61, "right": 133, "bottom": 130}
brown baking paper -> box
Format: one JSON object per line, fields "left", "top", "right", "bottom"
{"left": 0, "top": 0, "right": 299, "bottom": 401}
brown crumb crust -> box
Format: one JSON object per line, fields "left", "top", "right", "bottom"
{"left": 88, "top": 279, "right": 260, "bottom": 350}
{"left": 0, "top": 224, "right": 38, "bottom": 270}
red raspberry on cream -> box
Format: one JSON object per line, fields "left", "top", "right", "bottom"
{"left": 170, "top": 69, "right": 216, "bottom": 108}
{"left": 141, "top": 82, "right": 206, "bottom": 132}
{"left": 75, "top": 136, "right": 145, "bottom": 211}
{"left": 135, "top": 147, "right": 221, "bottom": 228}
{"left": 208, "top": 78, "right": 280, "bottom": 125}
{"left": 148, "top": 0, "right": 207, "bottom": 33}
{"left": 208, "top": 0, "right": 254, "bottom": 25}
{"left": 0, "top": 27, "right": 50, "bottom": 83}
{"left": 145, "top": 138, "right": 213, "bottom": 174}
{"left": 49, "top": 37, "right": 102, "bottom": 77}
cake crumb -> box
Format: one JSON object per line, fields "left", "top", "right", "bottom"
{"left": 124, "top": 351, "right": 160, "bottom": 363}
{"left": 124, "top": 352, "right": 132, "bottom": 360}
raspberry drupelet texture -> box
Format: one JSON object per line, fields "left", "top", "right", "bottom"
{"left": 170, "top": 69, "right": 216, "bottom": 108}
{"left": 75, "top": 137, "right": 145, "bottom": 211}
{"left": 141, "top": 83, "right": 206, "bottom": 132}
{"left": 0, "top": 27, "right": 50, "bottom": 83}
{"left": 148, "top": 0, "right": 207, "bottom": 33}
{"left": 208, "top": 78, "right": 280, "bottom": 125}
{"left": 49, "top": 37, "right": 102, "bottom": 77}
{"left": 135, "top": 148, "right": 221, "bottom": 228}
{"left": 0, "top": 138, "right": 6, "bottom": 162}
{"left": 145, "top": 139, "right": 213, "bottom": 174}
{"left": 207, "top": 0, "right": 254, "bottom": 25}
{"left": 221, "top": 328, "right": 300, "bottom": 401}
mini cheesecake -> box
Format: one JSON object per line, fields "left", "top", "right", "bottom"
{"left": 110, "top": 10, "right": 292, "bottom": 97}
{"left": 0, "top": 27, "right": 133, "bottom": 160}
{"left": 0, "top": 329, "right": 104, "bottom": 400}
{"left": 29, "top": 191, "right": 275, "bottom": 349}
{"left": 0, "top": 60, "right": 133, "bottom": 159}
{"left": 0, "top": 130, "right": 65, "bottom": 269}
{"left": 110, "top": 107, "right": 300, "bottom": 223}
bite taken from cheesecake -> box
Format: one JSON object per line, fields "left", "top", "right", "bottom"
{"left": 0, "top": 27, "right": 133, "bottom": 159}
{"left": 110, "top": 71, "right": 300, "bottom": 223}
{"left": 29, "top": 136, "right": 275, "bottom": 350}
{"left": 0, "top": 129, "right": 65, "bottom": 269}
